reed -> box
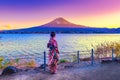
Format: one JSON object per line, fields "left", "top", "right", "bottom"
{"left": 93, "top": 41, "right": 120, "bottom": 58}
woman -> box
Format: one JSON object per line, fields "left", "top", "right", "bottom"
{"left": 47, "top": 32, "right": 59, "bottom": 74}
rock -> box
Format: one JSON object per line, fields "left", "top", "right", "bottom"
{"left": 39, "top": 64, "right": 48, "bottom": 69}
{"left": 2, "top": 66, "right": 18, "bottom": 75}
{"left": 114, "top": 58, "right": 120, "bottom": 63}
{"left": 101, "top": 60, "right": 112, "bottom": 64}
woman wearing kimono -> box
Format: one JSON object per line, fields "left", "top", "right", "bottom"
{"left": 47, "top": 32, "right": 59, "bottom": 74}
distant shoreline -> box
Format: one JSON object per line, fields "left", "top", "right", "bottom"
{"left": 0, "top": 32, "right": 120, "bottom": 34}
{"left": 0, "top": 25, "right": 120, "bottom": 34}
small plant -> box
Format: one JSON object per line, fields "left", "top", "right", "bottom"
{"left": 15, "top": 58, "right": 19, "bottom": 63}
{"left": 0, "top": 57, "right": 4, "bottom": 69}
{"left": 26, "top": 59, "right": 36, "bottom": 68}
{"left": 71, "top": 54, "right": 77, "bottom": 62}
{"left": 59, "top": 59, "right": 68, "bottom": 63}
{"left": 0, "top": 57, "right": 4, "bottom": 62}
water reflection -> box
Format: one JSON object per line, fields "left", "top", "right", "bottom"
{"left": 0, "top": 34, "right": 120, "bottom": 56}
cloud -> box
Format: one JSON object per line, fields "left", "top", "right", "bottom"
{"left": 0, "top": 25, "right": 12, "bottom": 30}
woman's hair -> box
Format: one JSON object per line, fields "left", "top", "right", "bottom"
{"left": 50, "top": 32, "right": 56, "bottom": 38}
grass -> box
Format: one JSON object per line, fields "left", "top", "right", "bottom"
{"left": 59, "top": 59, "right": 68, "bottom": 63}
{"left": 0, "top": 57, "right": 37, "bottom": 70}
{"left": 93, "top": 41, "right": 120, "bottom": 58}
{"left": 26, "top": 59, "right": 36, "bottom": 68}
{"left": 71, "top": 54, "right": 77, "bottom": 62}
{"left": 0, "top": 57, "right": 4, "bottom": 69}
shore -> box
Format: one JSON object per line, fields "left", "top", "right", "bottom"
{"left": 0, "top": 61, "right": 120, "bottom": 80}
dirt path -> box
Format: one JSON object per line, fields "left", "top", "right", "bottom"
{"left": 0, "top": 62, "right": 120, "bottom": 80}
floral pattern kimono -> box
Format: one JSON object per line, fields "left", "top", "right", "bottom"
{"left": 47, "top": 37, "right": 59, "bottom": 73}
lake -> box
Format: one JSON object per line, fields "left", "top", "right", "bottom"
{"left": 0, "top": 34, "right": 120, "bottom": 56}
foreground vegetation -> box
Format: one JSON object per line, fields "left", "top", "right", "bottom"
{"left": 0, "top": 54, "right": 78, "bottom": 70}
{"left": 2, "top": 41, "right": 120, "bottom": 70}
{"left": 0, "top": 57, "right": 37, "bottom": 70}
{"left": 93, "top": 41, "right": 120, "bottom": 58}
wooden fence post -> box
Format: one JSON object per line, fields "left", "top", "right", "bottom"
{"left": 91, "top": 49, "right": 94, "bottom": 65}
{"left": 77, "top": 51, "right": 80, "bottom": 63}
{"left": 44, "top": 51, "right": 46, "bottom": 71}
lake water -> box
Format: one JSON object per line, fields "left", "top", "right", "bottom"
{"left": 0, "top": 34, "right": 120, "bottom": 56}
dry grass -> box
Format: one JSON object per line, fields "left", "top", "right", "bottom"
{"left": 93, "top": 41, "right": 120, "bottom": 58}
{"left": 26, "top": 59, "right": 37, "bottom": 68}
{"left": 0, "top": 58, "right": 37, "bottom": 70}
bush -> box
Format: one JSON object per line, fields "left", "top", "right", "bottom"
{"left": 0, "top": 57, "right": 37, "bottom": 69}
{"left": 93, "top": 41, "right": 120, "bottom": 58}
{"left": 71, "top": 54, "right": 77, "bottom": 62}
{"left": 59, "top": 59, "right": 68, "bottom": 63}
{"left": 0, "top": 57, "right": 4, "bottom": 69}
{"left": 26, "top": 59, "right": 37, "bottom": 68}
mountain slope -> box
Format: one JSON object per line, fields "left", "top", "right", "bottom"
{"left": 1, "top": 17, "right": 120, "bottom": 34}
{"left": 41, "top": 17, "right": 87, "bottom": 28}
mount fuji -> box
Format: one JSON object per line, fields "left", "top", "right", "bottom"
{"left": 41, "top": 17, "right": 88, "bottom": 28}
{"left": 1, "top": 17, "right": 120, "bottom": 34}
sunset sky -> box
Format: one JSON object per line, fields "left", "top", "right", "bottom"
{"left": 0, "top": 0, "right": 120, "bottom": 30}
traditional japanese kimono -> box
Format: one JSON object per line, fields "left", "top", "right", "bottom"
{"left": 47, "top": 37, "right": 59, "bottom": 73}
